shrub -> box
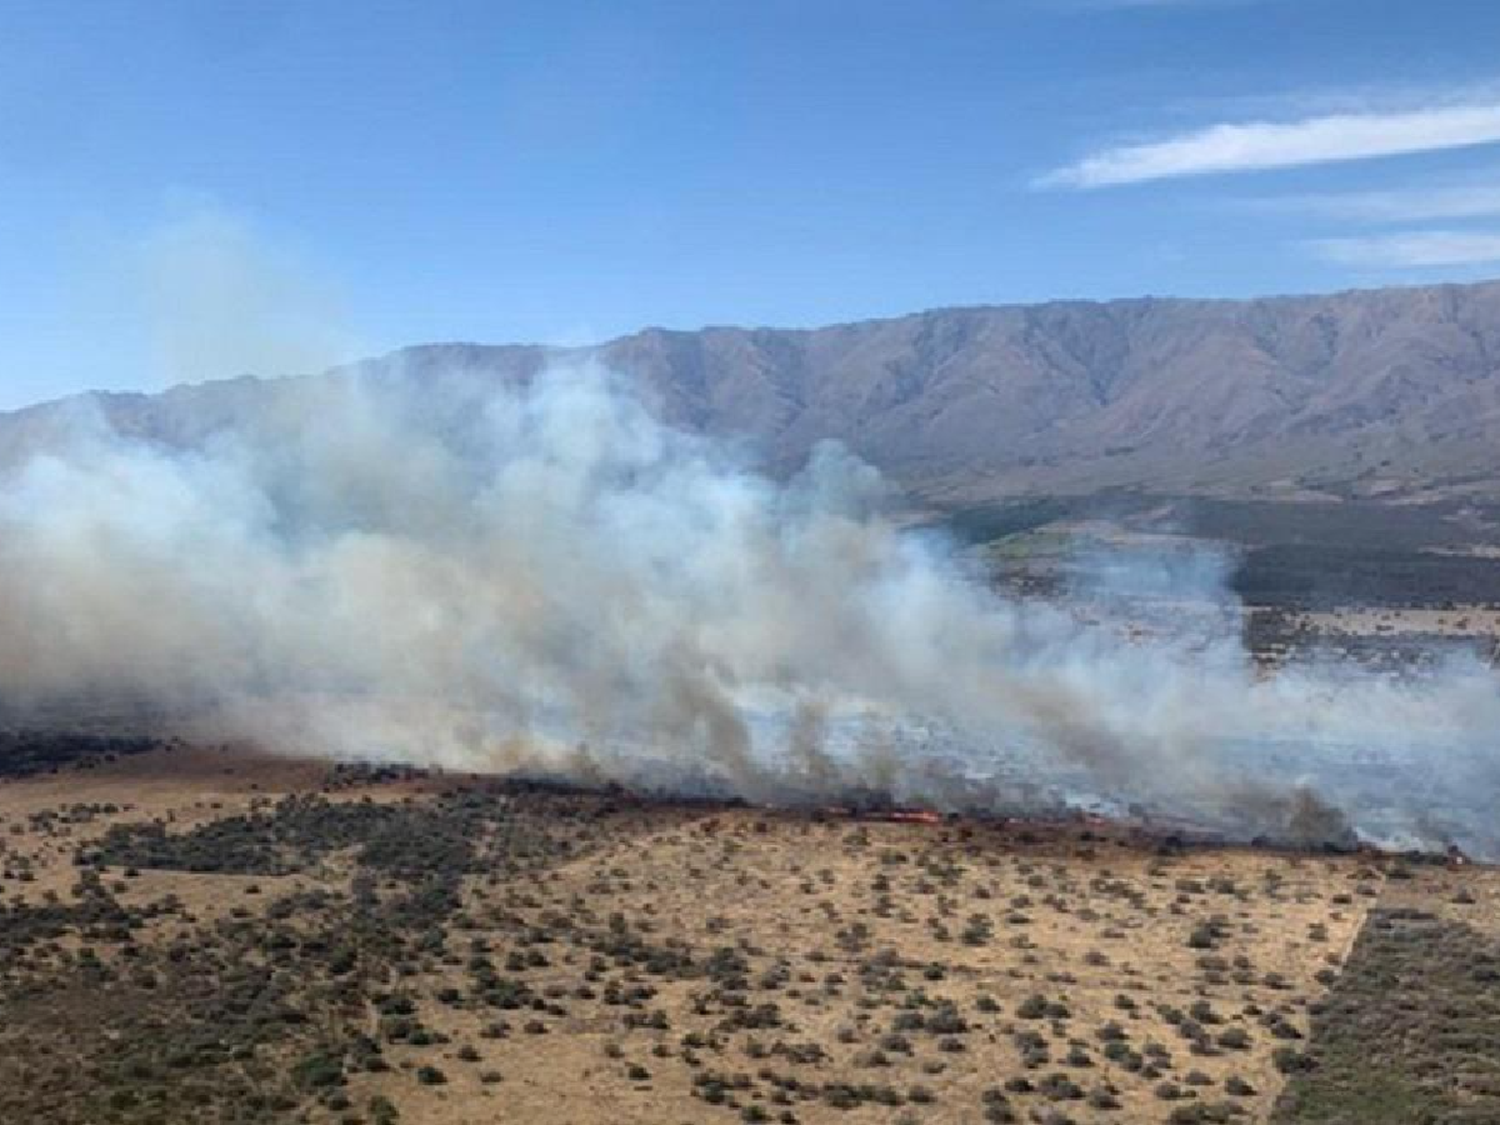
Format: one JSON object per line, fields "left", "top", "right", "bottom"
{"left": 1217, "top": 1026, "right": 1251, "bottom": 1050}
{"left": 1037, "top": 1072, "right": 1084, "bottom": 1101}
{"left": 1272, "top": 1046, "right": 1315, "bottom": 1074}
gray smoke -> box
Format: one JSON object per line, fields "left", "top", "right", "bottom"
{"left": 1, "top": 363, "right": 1498, "bottom": 856}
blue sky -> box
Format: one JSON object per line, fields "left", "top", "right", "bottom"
{"left": 6, "top": 0, "right": 1500, "bottom": 407}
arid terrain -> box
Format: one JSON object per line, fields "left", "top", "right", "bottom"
{"left": 8, "top": 280, "right": 1500, "bottom": 1124}
{"left": 1, "top": 739, "right": 1496, "bottom": 1125}
{"left": 11, "top": 2, "right": 1500, "bottom": 1119}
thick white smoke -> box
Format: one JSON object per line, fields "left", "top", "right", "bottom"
{"left": 1, "top": 364, "right": 1498, "bottom": 855}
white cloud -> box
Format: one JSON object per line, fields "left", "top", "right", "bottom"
{"left": 1264, "top": 184, "right": 1500, "bottom": 223}
{"left": 1041, "top": 102, "right": 1500, "bottom": 188}
{"left": 1307, "top": 230, "right": 1500, "bottom": 268}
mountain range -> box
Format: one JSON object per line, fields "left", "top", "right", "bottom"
{"left": 9, "top": 278, "right": 1500, "bottom": 508}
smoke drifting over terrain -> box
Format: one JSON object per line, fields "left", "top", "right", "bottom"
{"left": 134, "top": 207, "right": 362, "bottom": 392}
{"left": 1, "top": 365, "right": 1498, "bottom": 855}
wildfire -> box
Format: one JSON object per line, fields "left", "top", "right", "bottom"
{"left": 883, "top": 809, "right": 945, "bottom": 825}
{"left": 818, "top": 806, "right": 945, "bottom": 826}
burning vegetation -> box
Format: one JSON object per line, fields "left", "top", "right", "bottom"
{"left": 0, "top": 367, "right": 1497, "bottom": 863}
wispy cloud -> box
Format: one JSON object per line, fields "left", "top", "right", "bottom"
{"left": 1041, "top": 102, "right": 1500, "bottom": 188}
{"left": 1307, "top": 230, "right": 1500, "bottom": 268}
{"left": 1259, "top": 184, "right": 1500, "bottom": 223}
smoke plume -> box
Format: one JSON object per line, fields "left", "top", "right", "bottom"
{"left": 1, "top": 363, "right": 1498, "bottom": 856}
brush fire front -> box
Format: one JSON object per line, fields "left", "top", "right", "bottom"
{"left": 467, "top": 766, "right": 1484, "bottom": 866}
